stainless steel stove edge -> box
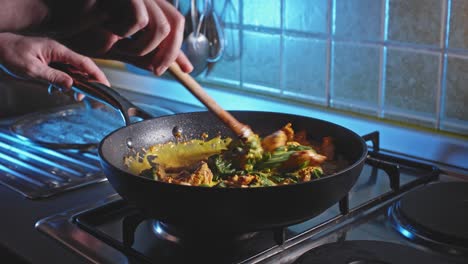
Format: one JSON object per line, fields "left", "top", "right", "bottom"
{"left": 35, "top": 194, "right": 125, "bottom": 264}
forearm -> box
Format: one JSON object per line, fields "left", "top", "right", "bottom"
{"left": 0, "top": 0, "right": 49, "bottom": 33}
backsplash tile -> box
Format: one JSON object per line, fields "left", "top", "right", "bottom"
{"left": 243, "top": 0, "right": 281, "bottom": 29}
{"left": 205, "top": 28, "right": 241, "bottom": 87}
{"left": 388, "top": 0, "right": 443, "bottom": 46}
{"left": 284, "top": 0, "right": 328, "bottom": 34}
{"left": 334, "top": 0, "right": 383, "bottom": 41}
{"left": 131, "top": 0, "right": 468, "bottom": 136}
{"left": 282, "top": 35, "right": 327, "bottom": 104}
{"left": 331, "top": 42, "right": 381, "bottom": 114}
{"left": 384, "top": 48, "right": 440, "bottom": 126}
{"left": 442, "top": 55, "right": 468, "bottom": 134}
{"left": 449, "top": 0, "right": 468, "bottom": 49}
{"left": 241, "top": 30, "right": 281, "bottom": 92}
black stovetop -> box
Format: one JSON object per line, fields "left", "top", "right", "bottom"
{"left": 35, "top": 134, "right": 468, "bottom": 263}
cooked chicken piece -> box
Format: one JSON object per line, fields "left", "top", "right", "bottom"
{"left": 189, "top": 161, "right": 213, "bottom": 185}
{"left": 261, "top": 123, "right": 296, "bottom": 153}
{"left": 224, "top": 174, "right": 256, "bottom": 187}
{"left": 280, "top": 150, "right": 327, "bottom": 171}
{"left": 238, "top": 175, "right": 255, "bottom": 185}
{"left": 296, "top": 166, "right": 322, "bottom": 182}
{"left": 154, "top": 164, "right": 167, "bottom": 180}
{"left": 320, "top": 136, "right": 335, "bottom": 160}
{"left": 173, "top": 161, "right": 213, "bottom": 186}
{"left": 262, "top": 130, "right": 288, "bottom": 152}
{"left": 279, "top": 178, "right": 297, "bottom": 185}
{"left": 293, "top": 130, "right": 311, "bottom": 146}
{"left": 281, "top": 123, "right": 294, "bottom": 141}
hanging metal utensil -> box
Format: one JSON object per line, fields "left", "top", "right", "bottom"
{"left": 181, "top": 0, "right": 210, "bottom": 76}
{"left": 201, "top": 0, "right": 225, "bottom": 63}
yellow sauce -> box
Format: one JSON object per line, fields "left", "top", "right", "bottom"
{"left": 125, "top": 136, "right": 232, "bottom": 175}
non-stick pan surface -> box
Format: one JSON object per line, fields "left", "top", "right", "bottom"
{"left": 99, "top": 111, "right": 367, "bottom": 234}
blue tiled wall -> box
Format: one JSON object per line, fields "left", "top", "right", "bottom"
{"left": 193, "top": 0, "right": 468, "bottom": 136}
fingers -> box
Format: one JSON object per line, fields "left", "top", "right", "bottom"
{"left": 150, "top": 0, "right": 185, "bottom": 75}
{"left": 51, "top": 43, "right": 111, "bottom": 86}
{"left": 175, "top": 51, "right": 194, "bottom": 73}
{"left": 100, "top": 0, "right": 149, "bottom": 38}
{"left": 113, "top": 0, "right": 170, "bottom": 56}
{"left": 44, "top": 69, "right": 72, "bottom": 89}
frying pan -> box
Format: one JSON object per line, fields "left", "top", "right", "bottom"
{"left": 66, "top": 67, "right": 367, "bottom": 234}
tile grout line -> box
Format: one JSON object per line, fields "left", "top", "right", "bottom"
{"left": 279, "top": 0, "right": 285, "bottom": 96}
{"left": 236, "top": 21, "right": 468, "bottom": 57}
{"left": 238, "top": 0, "right": 244, "bottom": 90}
{"left": 220, "top": 1, "right": 458, "bottom": 134}
{"left": 378, "top": 0, "right": 390, "bottom": 118}
{"left": 326, "top": 0, "right": 335, "bottom": 108}
{"left": 437, "top": 0, "right": 451, "bottom": 130}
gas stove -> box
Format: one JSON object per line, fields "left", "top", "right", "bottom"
{"left": 33, "top": 132, "right": 467, "bottom": 264}
{"left": 0, "top": 71, "right": 467, "bottom": 264}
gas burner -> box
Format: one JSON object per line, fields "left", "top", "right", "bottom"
{"left": 293, "top": 240, "right": 460, "bottom": 264}
{"left": 389, "top": 182, "right": 468, "bottom": 256}
{"left": 152, "top": 221, "right": 259, "bottom": 245}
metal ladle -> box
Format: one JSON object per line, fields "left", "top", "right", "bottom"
{"left": 181, "top": 0, "right": 210, "bottom": 76}
{"left": 201, "top": 0, "right": 225, "bottom": 63}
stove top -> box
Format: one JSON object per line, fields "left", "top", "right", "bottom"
{"left": 389, "top": 182, "right": 468, "bottom": 255}
{"left": 293, "top": 240, "right": 458, "bottom": 264}
{"left": 35, "top": 132, "right": 467, "bottom": 264}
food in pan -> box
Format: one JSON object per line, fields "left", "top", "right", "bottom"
{"left": 124, "top": 123, "right": 347, "bottom": 187}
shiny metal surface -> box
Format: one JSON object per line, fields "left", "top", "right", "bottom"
{"left": 182, "top": 0, "right": 210, "bottom": 76}
{"left": 9, "top": 102, "right": 175, "bottom": 150}
{"left": 0, "top": 73, "right": 75, "bottom": 119}
{"left": 0, "top": 127, "right": 105, "bottom": 199}
{"left": 0, "top": 74, "right": 202, "bottom": 199}
{"left": 35, "top": 194, "right": 127, "bottom": 264}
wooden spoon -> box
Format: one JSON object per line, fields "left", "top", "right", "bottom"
{"left": 168, "top": 63, "right": 253, "bottom": 139}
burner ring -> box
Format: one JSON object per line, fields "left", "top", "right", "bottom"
{"left": 293, "top": 240, "right": 455, "bottom": 264}
{"left": 389, "top": 182, "right": 468, "bottom": 256}
{"left": 151, "top": 221, "right": 258, "bottom": 245}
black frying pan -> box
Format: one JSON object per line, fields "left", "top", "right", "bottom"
{"left": 65, "top": 66, "right": 367, "bottom": 234}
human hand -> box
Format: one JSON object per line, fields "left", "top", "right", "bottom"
{"left": 62, "top": 29, "right": 193, "bottom": 77}
{"left": 0, "top": 33, "right": 109, "bottom": 96}
{"left": 54, "top": 0, "right": 192, "bottom": 76}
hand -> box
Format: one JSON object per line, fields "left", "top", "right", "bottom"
{"left": 43, "top": 0, "right": 191, "bottom": 76}
{"left": 0, "top": 33, "right": 109, "bottom": 93}
{"left": 62, "top": 27, "right": 193, "bottom": 76}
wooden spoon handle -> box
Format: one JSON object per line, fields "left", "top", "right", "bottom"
{"left": 168, "top": 63, "right": 251, "bottom": 138}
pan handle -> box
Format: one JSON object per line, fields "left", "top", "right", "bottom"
{"left": 51, "top": 63, "right": 153, "bottom": 126}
